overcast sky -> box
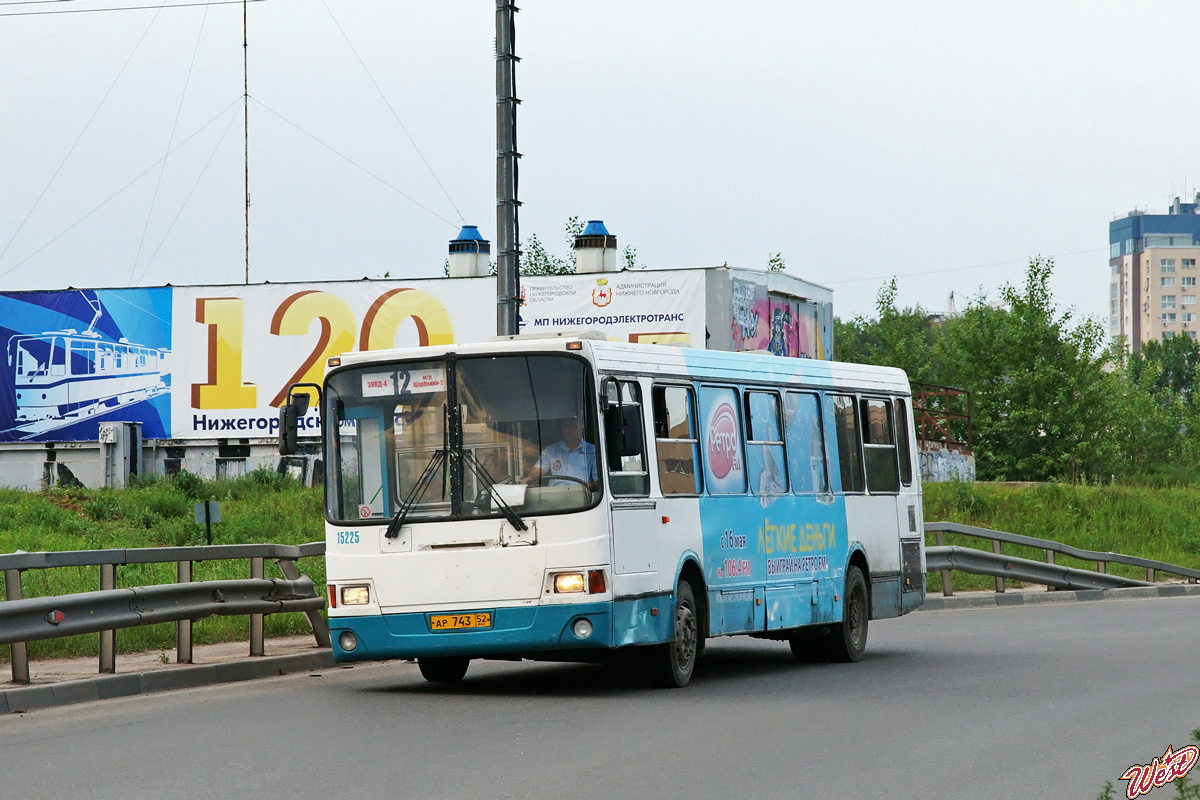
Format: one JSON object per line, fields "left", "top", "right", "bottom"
{"left": 1, "top": 0, "right": 1197, "bottom": 321}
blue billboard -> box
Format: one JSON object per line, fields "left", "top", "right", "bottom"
{"left": 0, "top": 288, "right": 172, "bottom": 442}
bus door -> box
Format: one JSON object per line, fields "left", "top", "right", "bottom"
{"left": 857, "top": 396, "right": 906, "bottom": 618}
{"left": 746, "top": 389, "right": 810, "bottom": 632}
{"left": 695, "top": 385, "right": 764, "bottom": 634}
{"left": 649, "top": 382, "right": 705, "bottom": 596}
{"left": 604, "top": 379, "right": 658, "bottom": 593}
{"left": 781, "top": 391, "right": 834, "bottom": 629}
{"left": 893, "top": 397, "right": 924, "bottom": 611}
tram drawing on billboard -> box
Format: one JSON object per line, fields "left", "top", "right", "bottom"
{"left": 5, "top": 293, "right": 170, "bottom": 439}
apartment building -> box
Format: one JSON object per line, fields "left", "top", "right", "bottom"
{"left": 1110, "top": 194, "right": 1200, "bottom": 352}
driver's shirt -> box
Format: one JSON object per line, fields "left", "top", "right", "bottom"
{"left": 535, "top": 440, "right": 597, "bottom": 486}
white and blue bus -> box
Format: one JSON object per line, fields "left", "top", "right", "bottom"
{"left": 296, "top": 333, "right": 924, "bottom": 687}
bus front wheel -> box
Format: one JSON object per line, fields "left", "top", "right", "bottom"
{"left": 827, "top": 566, "right": 868, "bottom": 663}
{"left": 649, "top": 580, "right": 699, "bottom": 688}
{"left": 418, "top": 656, "right": 470, "bottom": 683}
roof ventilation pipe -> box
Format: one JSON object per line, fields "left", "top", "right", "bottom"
{"left": 448, "top": 225, "right": 491, "bottom": 277}
{"left": 574, "top": 220, "right": 618, "bottom": 273}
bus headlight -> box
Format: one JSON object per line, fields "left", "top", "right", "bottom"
{"left": 338, "top": 631, "right": 358, "bottom": 652}
{"left": 553, "top": 573, "right": 586, "bottom": 593}
{"left": 341, "top": 585, "right": 370, "bottom": 606}
{"left": 572, "top": 618, "right": 593, "bottom": 639}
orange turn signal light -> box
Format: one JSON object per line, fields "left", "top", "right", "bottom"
{"left": 588, "top": 570, "right": 606, "bottom": 594}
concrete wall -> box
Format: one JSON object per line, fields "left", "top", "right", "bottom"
{"left": 918, "top": 446, "right": 976, "bottom": 482}
{"left": 0, "top": 438, "right": 323, "bottom": 491}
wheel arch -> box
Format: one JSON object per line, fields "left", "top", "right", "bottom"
{"left": 846, "top": 544, "right": 871, "bottom": 617}
{"left": 675, "top": 554, "right": 709, "bottom": 642}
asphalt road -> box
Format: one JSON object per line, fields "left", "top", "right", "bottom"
{"left": 4, "top": 595, "right": 1198, "bottom": 800}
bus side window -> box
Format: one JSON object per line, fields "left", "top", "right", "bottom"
{"left": 652, "top": 385, "right": 702, "bottom": 495}
{"left": 605, "top": 380, "right": 649, "bottom": 496}
{"left": 832, "top": 395, "right": 864, "bottom": 493}
{"left": 861, "top": 398, "right": 899, "bottom": 494}
{"left": 895, "top": 399, "right": 913, "bottom": 486}
{"left": 784, "top": 392, "right": 828, "bottom": 493}
{"left": 745, "top": 391, "right": 787, "bottom": 495}
{"left": 698, "top": 386, "right": 746, "bottom": 494}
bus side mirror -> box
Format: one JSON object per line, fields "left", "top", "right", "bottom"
{"left": 279, "top": 402, "right": 300, "bottom": 455}
{"left": 604, "top": 405, "right": 643, "bottom": 459}
{"left": 600, "top": 376, "right": 618, "bottom": 410}
{"left": 278, "top": 384, "right": 318, "bottom": 456}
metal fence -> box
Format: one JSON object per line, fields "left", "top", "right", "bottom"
{"left": 925, "top": 522, "right": 1200, "bottom": 596}
{"left": 0, "top": 542, "right": 329, "bottom": 685}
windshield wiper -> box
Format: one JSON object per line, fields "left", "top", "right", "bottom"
{"left": 384, "top": 448, "right": 446, "bottom": 539}
{"left": 383, "top": 446, "right": 529, "bottom": 537}
{"left": 461, "top": 449, "right": 528, "bottom": 532}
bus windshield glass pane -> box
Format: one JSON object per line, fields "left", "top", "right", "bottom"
{"left": 324, "top": 355, "right": 599, "bottom": 523}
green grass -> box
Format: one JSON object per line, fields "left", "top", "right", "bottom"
{"left": 0, "top": 469, "right": 325, "bottom": 662}
{"left": 924, "top": 481, "right": 1200, "bottom": 593}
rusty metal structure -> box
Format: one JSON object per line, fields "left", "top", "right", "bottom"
{"left": 911, "top": 382, "right": 972, "bottom": 453}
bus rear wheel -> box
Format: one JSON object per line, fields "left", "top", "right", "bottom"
{"left": 649, "top": 580, "right": 699, "bottom": 688}
{"left": 826, "top": 566, "right": 868, "bottom": 663}
{"left": 418, "top": 656, "right": 470, "bottom": 683}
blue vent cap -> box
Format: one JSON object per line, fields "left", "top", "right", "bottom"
{"left": 452, "top": 225, "right": 486, "bottom": 242}
{"left": 449, "top": 224, "right": 490, "bottom": 254}
{"left": 581, "top": 220, "right": 610, "bottom": 237}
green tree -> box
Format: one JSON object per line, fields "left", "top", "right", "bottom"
{"left": 622, "top": 244, "right": 645, "bottom": 271}
{"left": 835, "top": 279, "right": 938, "bottom": 384}
{"left": 937, "top": 257, "right": 1118, "bottom": 481}
{"left": 1113, "top": 335, "right": 1200, "bottom": 483}
{"left": 833, "top": 259, "right": 1129, "bottom": 482}
{"left": 520, "top": 216, "right": 585, "bottom": 276}
{"left": 1127, "top": 335, "right": 1200, "bottom": 402}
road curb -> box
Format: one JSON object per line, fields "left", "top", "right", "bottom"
{"left": 0, "top": 649, "right": 335, "bottom": 714}
{"left": 918, "top": 583, "right": 1200, "bottom": 611}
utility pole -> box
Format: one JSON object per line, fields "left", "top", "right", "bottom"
{"left": 243, "top": 0, "right": 250, "bottom": 285}
{"left": 495, "top": 0, "right": 521, "bottom": 336}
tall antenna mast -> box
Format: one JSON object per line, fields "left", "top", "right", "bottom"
{"left": 495, "top": 0, "right": 520, "bottom": 336}
{"left": 243, "top": 0, "right": 249, "bottom": 284}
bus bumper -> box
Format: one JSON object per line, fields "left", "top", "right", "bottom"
{"left": 331, "top": 601, "right": 618, "bottom": 662}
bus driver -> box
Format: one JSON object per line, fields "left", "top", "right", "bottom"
{"left": 523, "top": 418, "right": 598, "bottom": 490}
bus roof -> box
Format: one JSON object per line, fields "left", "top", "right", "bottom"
{"left": 334, "top": 335, "right": 911, "bottom": 396}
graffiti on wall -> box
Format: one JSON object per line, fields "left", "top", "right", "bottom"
{"left": 918, "top": 446, "right": 976, "bottom": 482}
{"left": 730, "top": 278, "right": 822, "bottom": 358}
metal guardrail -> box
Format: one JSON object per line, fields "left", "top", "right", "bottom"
{"left": 926, "top": 546, "right": 1151, "bottom": 591}
{"left": 925, "top": 522, "right": 1200, "bottom": 596}
{"left": 1, "top": 542, "right": 329, "bottom": 685}
{"left": 0, "top": 578, "right": 323, "bottom": 646}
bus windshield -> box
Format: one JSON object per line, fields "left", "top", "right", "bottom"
{"left": 324, "top": 353, "right": 600, "bottom": 524}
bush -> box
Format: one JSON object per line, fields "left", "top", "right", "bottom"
{"left": 83, "top": 493, "right": 121, "bottom": 521}
{"left": 171, "top": 471, "right": 206, "bottom": 501}
{"left": 143, "top": 487, "right": 189, "bottom": 520}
